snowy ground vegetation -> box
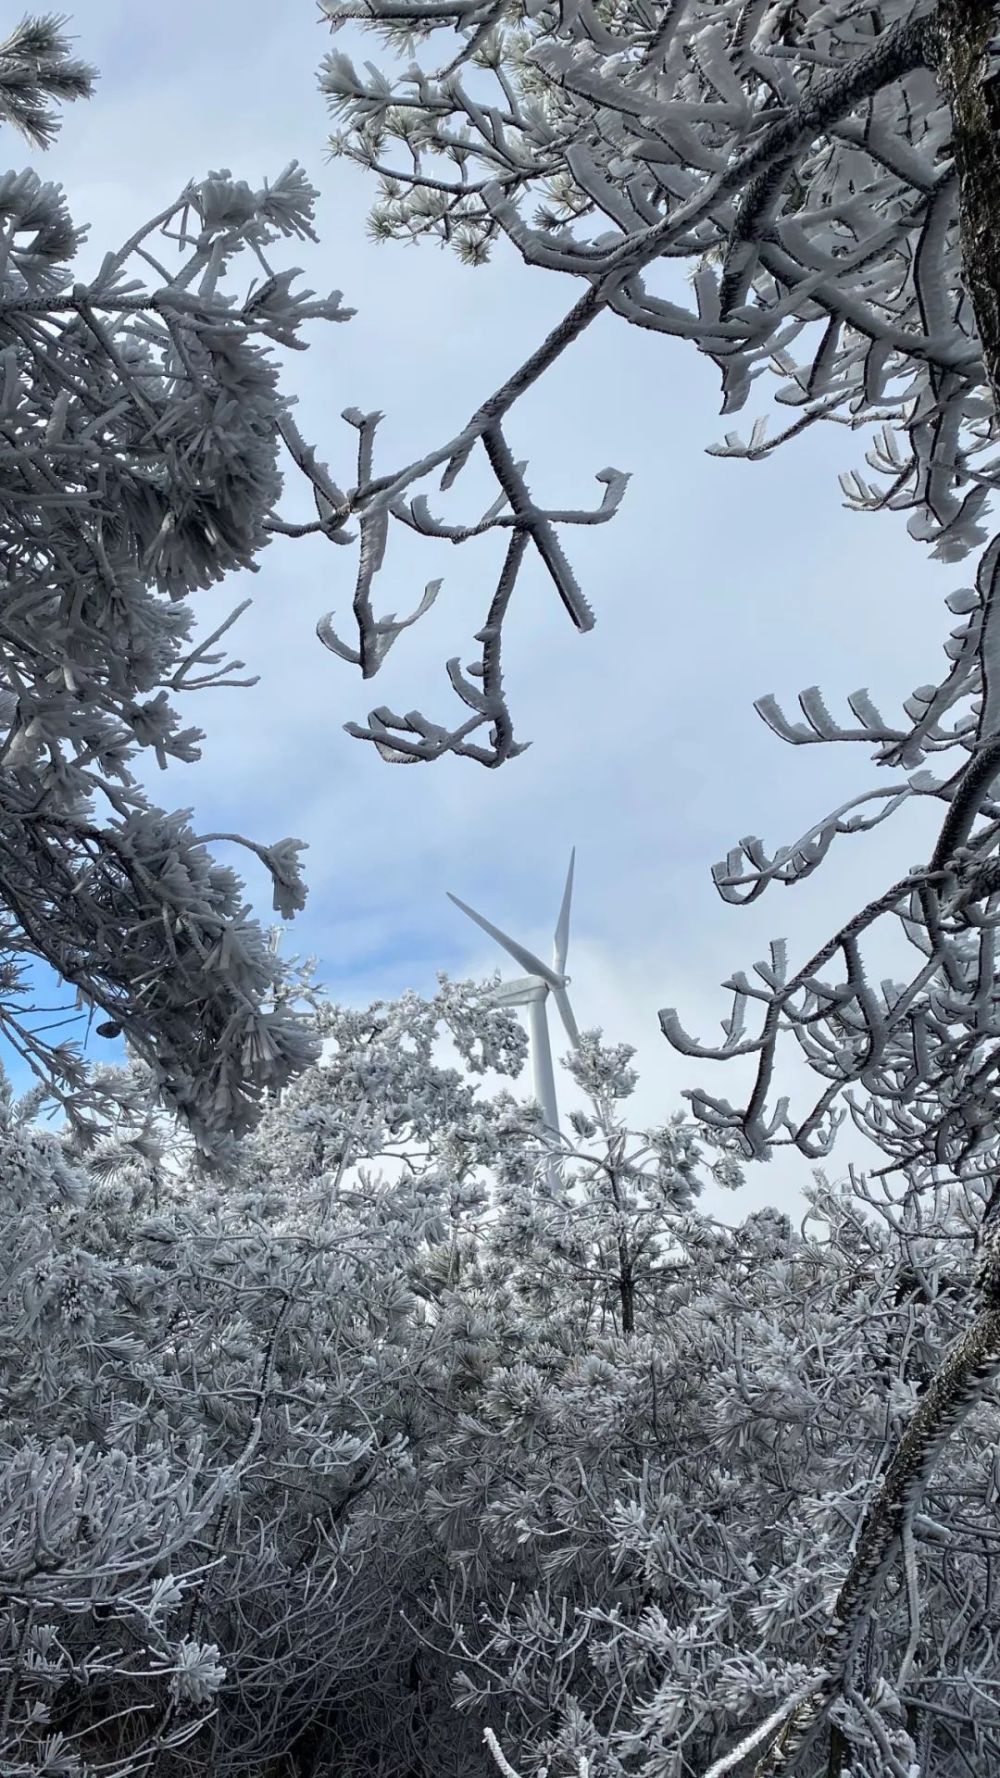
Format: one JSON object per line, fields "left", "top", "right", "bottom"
{"left": 4, "top": 981, "right": 999, "bottom": 1778}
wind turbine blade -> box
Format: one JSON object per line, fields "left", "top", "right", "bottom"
{"left": 553, "top": 985, "right": 581, "bottom": 1048}
{"left": 553, "top": 848, "right": 575, "bottom": 975}
{"left": 447, "top": 892, "right": 563, "bottom": 989}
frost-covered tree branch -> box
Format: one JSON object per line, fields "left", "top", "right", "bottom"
{"left": 309, "top": 0, "right": 1000, "bottom": 1176}
{"left": 0, "top": 23, "right": 364, "bottom": 1142}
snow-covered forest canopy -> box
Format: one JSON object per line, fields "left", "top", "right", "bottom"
{"left": 3, "top": 2, "right": 1000, "bottom": 1775}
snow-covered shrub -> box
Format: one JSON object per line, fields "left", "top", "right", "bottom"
{"left": 2, "top": 982, "right": 995, "bottom": 1776}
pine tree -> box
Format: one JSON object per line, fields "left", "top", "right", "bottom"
{"left": 0, "top": 17, "right": 358, "bottom": 1145}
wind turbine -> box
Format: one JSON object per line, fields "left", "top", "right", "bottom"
{"left": 448, "top": 852, "right": 580, "bottom": 1137}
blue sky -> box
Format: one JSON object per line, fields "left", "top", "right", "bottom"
{"left": 29, "top": 1, "right": 958, "bottom": 1206}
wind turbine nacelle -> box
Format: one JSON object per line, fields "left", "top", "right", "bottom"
{"left": 488, "top": 976, "right": 549, "bottom": 1008}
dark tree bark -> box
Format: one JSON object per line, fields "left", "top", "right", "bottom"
{"left": 938, "top": 0, "right": 1000, "bottom": 413}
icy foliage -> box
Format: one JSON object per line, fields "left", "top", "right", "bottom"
{"left": 1, "top": 983, "right": 998, "bottom": 1777}
{"left": 0, "top": 19, "right": 379, "bottom": 1141}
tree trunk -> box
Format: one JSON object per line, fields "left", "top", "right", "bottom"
{"left": 937, "top": 0, "right": 1000, "bottom": 413}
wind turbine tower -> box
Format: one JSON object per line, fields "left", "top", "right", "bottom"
{"left": 448, "top": 852, "right": 580, "bottom": 1138}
